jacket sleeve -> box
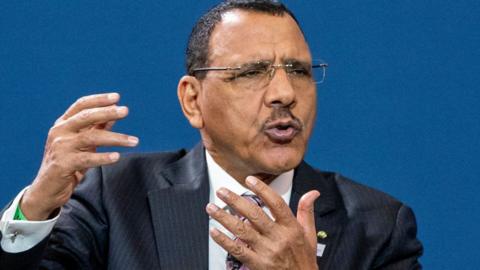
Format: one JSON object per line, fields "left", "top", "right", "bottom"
{"left": 373, "top": 204, "right": 424, "bottom": 269}
{"left": 0, "top": 167, "right": 108, "bottom": 270}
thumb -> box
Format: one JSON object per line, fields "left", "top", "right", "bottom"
{"left": 296, "top": 190, "right": 320, "bottom": 249}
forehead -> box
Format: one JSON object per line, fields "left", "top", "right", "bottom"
{"left": 208, "top": 9, "right": 311, "bottom": 65}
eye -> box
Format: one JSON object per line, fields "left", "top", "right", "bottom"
{"left": 289, "top": 68, "right": 311, "bottom": 76}
{"left": 287, "top": 63, "right": 312, "bottom": 77}
{"left": 237, "top": 68, "right": 265, "bottom": 78}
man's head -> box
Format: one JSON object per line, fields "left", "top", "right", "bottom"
{"left": 177, "top": 0, "right": 318, "bottom": 183}
{"left": 185, "top": 0, "right": 301, "bottom": 78}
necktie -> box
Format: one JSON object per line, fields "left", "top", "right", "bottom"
{"left": 226, "top": 193, "right": 265, "bottom": 270}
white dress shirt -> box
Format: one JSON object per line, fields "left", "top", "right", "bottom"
{"left": 0, "top": 150, "right": 294, "bottom": 270}
{"left": 0, "top": 187, "right": 59, "bottom": 253}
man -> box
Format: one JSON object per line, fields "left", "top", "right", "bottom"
{"left": 0, "top": 0, "right": 423, "bottom": 269}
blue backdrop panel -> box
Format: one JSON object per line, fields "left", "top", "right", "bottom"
{"left": 0, "top": 1, "right": 478, "bottom": 268}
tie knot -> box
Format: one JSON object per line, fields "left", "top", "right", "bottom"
{"left": 241, "top": 193, "right": 265, "bottom": 208}
{"left": 226, "top": 193, "right": 265, "bottom": 220}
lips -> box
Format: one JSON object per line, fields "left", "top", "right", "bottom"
{"left": 263, "top": 119, "right": 302, "bottom": 144}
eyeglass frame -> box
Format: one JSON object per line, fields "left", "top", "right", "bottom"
{"left": 191, "top": 59, "right": 328, "bottom": 87}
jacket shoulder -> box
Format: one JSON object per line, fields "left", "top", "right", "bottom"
{"left": 111, "top": 149, "right": 188, "bottom": 171}
{"left": 333, "top": 174, "right": 403, "bottom": 216}
{"left": 332, "top": 174, "right": 423, "bottom": 267}
{"left": 89, "top": 149, "right": 189, "bottom": 189}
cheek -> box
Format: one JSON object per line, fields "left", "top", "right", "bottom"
{"left": 296, "top": 89, "right": 317, "bottom": 127}
{"left": 201, "top": 87, "right": 264, "bottom": 139}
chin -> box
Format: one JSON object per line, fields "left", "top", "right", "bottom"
{"left": 258, "top": 146, "right": 304, "bottom": 174}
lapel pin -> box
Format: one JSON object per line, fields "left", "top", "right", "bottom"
{"left": 317, "top": 230, "right": 328, "bottom": 239}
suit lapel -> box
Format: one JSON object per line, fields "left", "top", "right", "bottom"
{"left": 289, "top": 162, "right": 348, "bottom": 269}
{"left": 148, "top": 144, "right": 210, "bottom": 270}
{"left": 146, "top": 146, "right": 347, "bottom": 269}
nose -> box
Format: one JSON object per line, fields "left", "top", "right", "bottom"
{"left": 264, "top": 66, "right": 296, "bottom": 108}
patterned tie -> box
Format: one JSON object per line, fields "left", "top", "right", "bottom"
{"left": 226, "top": 193, "right": 265, "bottom": 270}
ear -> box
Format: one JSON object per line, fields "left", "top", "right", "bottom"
{"left": 177, "top": 75, "right": 204, "bottom": 129}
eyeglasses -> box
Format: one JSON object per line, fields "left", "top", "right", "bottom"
{"left": 192, "top": 59, "right": 328, "bottom": 91}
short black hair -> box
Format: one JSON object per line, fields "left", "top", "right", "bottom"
{"left": 186, "top": 0, "right": 301, "bottom": 78}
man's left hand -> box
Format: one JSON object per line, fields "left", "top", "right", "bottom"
{"left": 206, "top": 176, "right": 320, "bottom": 270}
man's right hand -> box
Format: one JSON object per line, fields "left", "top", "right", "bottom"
{"left": 20, "top": 93, "right": 139, "bottom": 221}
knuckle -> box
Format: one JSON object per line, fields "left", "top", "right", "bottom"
{"left": 100, "top": 106, "right": 117, "bottom": 119}
{"left": 211, "top": 208, "right": 225, "bottom": 220}
{"left": 78, "top": 154, "right": 91, "bottom": 167}
{"left": 98, "top": 153, "right": 111, "bottom": 165}
{"left": 50, "top": 136, "right": 66, "bottom": 149}
{"left": 47, "top": 126, "right": 59, "bottom": 139}
{"left": 247, "top": 206, "right": 263, "bottom": 222}
{"left": 255, "top": 183, "right": 267, "bottom": 193}
{"left": 231, "top": 243, "right": 246, "bottom": 258}
{"left": 229, "top": 193, "right": 240, "bottom": 204}
{"left": 226, "top": 194, "right": 240, "bottom": 208}
{"left": 298, "top": 204, "right": 314, "bottom": 214}
{"left": 101, "top": 153, "right": 111, "bottom": 163}
{"left": 213, "top": 230, "right": 226, "bottom": 242}
{"left": 79, "top": 109, "right": 93, "bottom": 121}
{"left": 78, "top": 131, "right": 95, "bottom": 146}
{"left": 108, "top": 106, "right": 118, "bottom": 114}
{"left": 263, "top": 220, "right": 275, "bottom": 231}
{"left": 271, "top": 198, "right": 286, "bottom": 211}
{"left": 53, "top": 119, "right": 68, "bottom": 129}
{"left": 76, "top": 96, "right": 87, "bottom": 106}
{"left": 49, "top": 158, "right": 67, "bottom": 172}
{"left": 234, "top": 220, "right": 247, "bottom": 237}
{"left": 53, "top": 117, "right": 62, "bottom": 126}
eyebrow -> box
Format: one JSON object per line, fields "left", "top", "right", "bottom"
{"left": 237, "top": 60, "right": 271, "bottom": 69}
{"left": 238, "top": 58, "right": 311, "bottom": 67}
{"left": 282, "top": 58, "right": 311, "bottom": 66}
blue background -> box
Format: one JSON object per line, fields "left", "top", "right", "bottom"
{"left": 1, "top": 1, "right": 479, "bottom": 268}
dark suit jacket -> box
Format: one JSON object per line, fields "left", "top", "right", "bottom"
{"left": 0, "top": 144, "right": 422, "bottom": 269}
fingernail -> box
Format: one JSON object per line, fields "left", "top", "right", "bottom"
{"left": 127, "top": 136, "right": 139, "bottom": 146}
{"left": 116, "top": 106, "right": 128, "bottom": 115}
{"left": 246, "top": 176, "right": 258, "bottom": 186}
{"left": 210, "top": 227, "right": 220, "bottom": 237}
{"left": 206, "top": 203, "right": 219, "bottom": 213}
{"left": 108, "top": 93, "right": 119, "bottom": 101}
{"left": 217, "top": 188, "right": 229, "bottom": 198}
{"left": 109, "top": 152, "right": 120, "bottom": 161}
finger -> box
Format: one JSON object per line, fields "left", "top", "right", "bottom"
{"left": 297, "top": 190, "right": 320, "bottom": 249}
{"left": 209, "top": 227, "right": 259, "bottom": 267}
{"left": 206, "top": 203, "right": 262, "bottom": 248}
{"left": 100, "top": 120, "right": 116, "bottom": 131}
{"left": 69, "top": 152, "right": 120, "bottom": 172}
{"left": 245, "top": 176, "right": 295, "bottom": 224}
{"left": 92, "top": 120, "right": 116, "bottom": 131}
{"left": 60, "top": 93, "right": 120, "bottom": 121}
{"left": 74, "top": 171, "right": 86, "bottom": 184}
{"left": 63, "top": 105, "right": 128, "bottom": 131}
{"left": 74, "top": 129, "right": 139, "bottom": 149}
{"left": 215, "top": 187, "right": 275, "bottom": 235}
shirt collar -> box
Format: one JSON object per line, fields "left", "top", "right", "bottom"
{"left": 206, "top": 150, "right": 293, "bottom": 209}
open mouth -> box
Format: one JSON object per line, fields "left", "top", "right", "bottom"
{"left": 263, "top": 119, "right": 302, "bottom": 144}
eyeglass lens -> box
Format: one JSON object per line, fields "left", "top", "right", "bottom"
{"left": 231, "top": 61, "right": 326, "bottom": 90}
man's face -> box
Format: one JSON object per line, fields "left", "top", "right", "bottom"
{"left": 198, "top": 10, "right": 316, "bottom": 181}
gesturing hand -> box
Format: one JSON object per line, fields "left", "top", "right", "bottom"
{"left": 206, "top": 176, "right": 320, "bottom": 270}
{"left": 21, "top": 93, "right": 139, "bottom": 221}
